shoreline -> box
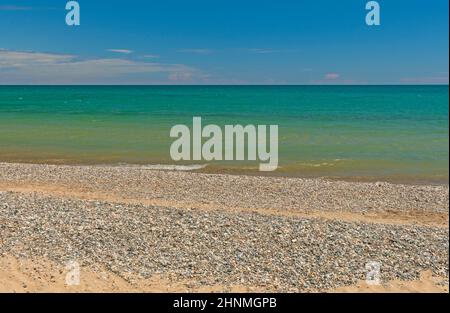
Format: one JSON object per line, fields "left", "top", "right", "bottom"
{"left": 0, "top": 162, "right": 448, "bottom": 292}
{"left": 0, "top": 161, "right": 448, "bottom": 186}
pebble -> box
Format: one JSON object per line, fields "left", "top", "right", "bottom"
{"left": 0, "top": 191, "right": 448, "bottom": 292}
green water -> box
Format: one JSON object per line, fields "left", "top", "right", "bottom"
{"left": 0, "top": 86, "right": 448, "bottom": 184}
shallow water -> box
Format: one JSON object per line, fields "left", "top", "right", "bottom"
{"left": 0, "top": 85, "right": 448, "bottom": 184}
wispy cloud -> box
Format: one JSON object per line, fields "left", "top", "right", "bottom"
{"left": 142, "top": 54, "right": 160, "bottom": 59}
{"left": 168, "top": 72, "right": 193, "bottom": 82}
{"left": 0, "top": 50, "right": 74, "bottom": 66}
{"left": 0, "top": 5, "right": 32, "bottom": 11}
{"left": 106, "top": 49, "right": 134, "bottom": 54}
{"left": 247, "top": 48, "right": 281, "bottom": 54}
{"left": 324, "top": 73, "right": 340, "bottom": 80}
{"left": 307, "top": 73, "right": 367, "bottom": 85}
{"left": 178, "top": 49, "right": 212, "bottom": 55}
{"left": 0, "top": 49, "right": 199, "bottom": 84}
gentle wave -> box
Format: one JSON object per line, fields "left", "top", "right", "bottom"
{"left": 296, "top": 159, "right": 350, "bottom": 168}
{"left": 133, "top": 164, "right": 208, "bottom": 171}
{"left": 298, "top": 162, "right": 336, "bottom": 168}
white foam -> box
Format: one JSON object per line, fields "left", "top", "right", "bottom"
{"left": 137, "top": 164, "right": 208, "bottom": 171}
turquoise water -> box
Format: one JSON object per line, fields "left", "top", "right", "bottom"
{"left": 0, "top": 86, "right": 448, "bottom": 183}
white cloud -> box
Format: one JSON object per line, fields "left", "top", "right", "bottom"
{"left": 0, "top": 50, "right": 198, "bottom": 84}
{"left": 168, "top": 72, "right": 193, "bottom": 82}
{"left": 142, "top": 54, "right": 160, "bottom": 59}
{"left": 1, "top": 50, "right": 69, "bottom": 70}
{"left": 106, "top": 49, "right": 134, "bottom": 54}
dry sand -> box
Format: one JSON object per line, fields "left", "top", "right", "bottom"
{"left": 1, "top": 256, "right": 447, "bottom": 293}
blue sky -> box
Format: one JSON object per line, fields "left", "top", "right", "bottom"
{"left": 0, "top": 0, "right": 448, "bottom": 84}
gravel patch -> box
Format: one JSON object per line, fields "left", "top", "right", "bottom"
{"left": 0, "top": 163, "right": 448, "bottom": 215}
{"left": 0, "top": 191, "right": 448, "bottom": 292}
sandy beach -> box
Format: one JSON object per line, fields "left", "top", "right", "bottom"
{"left": 0, "top": 163, "right": 448, "bottom": 292}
